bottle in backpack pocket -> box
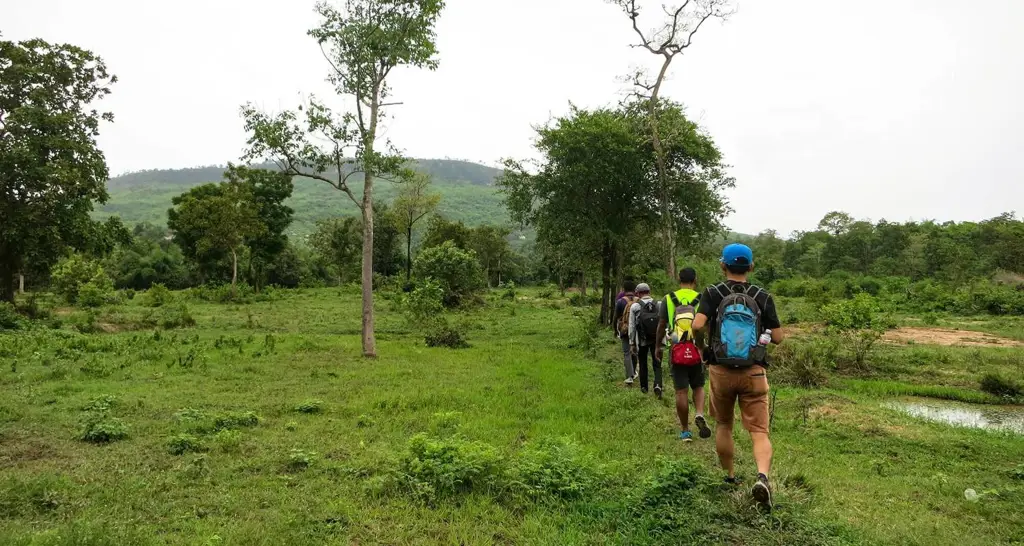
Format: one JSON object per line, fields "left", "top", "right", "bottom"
{"left": 759, "top": 329, "right": 772, "bottom": 346}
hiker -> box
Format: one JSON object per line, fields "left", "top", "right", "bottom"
{"left": 655, "top": 267, "right": 710, "bottom": 442}
{"left": 629, "top": 283, "right": 664, "bottom": 397}
{"left": 612, "top": 280, "right": 639, "bottom": 385}
{"left": 692, "top": 243, "right": 784, "bottom": 508}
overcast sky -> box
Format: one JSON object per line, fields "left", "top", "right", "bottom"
{"left": 7, "top": 0, "right": 1023, "bottom": 235}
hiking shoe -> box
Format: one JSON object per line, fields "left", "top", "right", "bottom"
{"left": 679, "top": 431, "right": 693, "bottom": 442}
{"left": 695, "top": 415, "right": 712, "bottom": 439}
{"left": 724, "top": 476, "right": 743, "bottom": 486}
{"left": 654, "top": 385, "right": 663, "bottom": 399}
{"left": 752, "top": 474, "right": 772, "bottom": 509}
{"left": 624, "top": 377, "right": 634, "bottom": 386}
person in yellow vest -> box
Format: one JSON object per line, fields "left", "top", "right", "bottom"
{"left": 655, "top": 268, "right": 711, "bottom": 442}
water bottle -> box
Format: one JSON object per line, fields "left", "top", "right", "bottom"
{"left": 758, "top": 329, "right": 772, "bottom": 346}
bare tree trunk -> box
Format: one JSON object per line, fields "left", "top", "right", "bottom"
{"left": 360, "top": 99, "right": 379, "bottom": 358}
{"left": 405, "top": 226, "right": 413, "bottom": 284}
{"left": 231, "top": 248, "right": 238, "bottom": 297}
{"left": 600, "top": 240, "right": 613, "bottom": 324}
{"left": 18, "top": 274, "right": 24, "bottom": 295}
{"left": 558, "top": 272, "right": 565, "bottom": 296}
{"left": 0, "top": 260, "right": 14, "bottom": 304}
{"left": 649, "top": 55, "right": 677, "bottom": 278}
{"left": 580, "top": 271, "right": 587, "bottom": 298}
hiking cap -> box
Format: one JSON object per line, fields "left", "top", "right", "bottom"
{"left": 721, "top": 243, "right": 754, "bottom": 266}
{"left": 636, "top": 283, "right": 651, "bottom": 294}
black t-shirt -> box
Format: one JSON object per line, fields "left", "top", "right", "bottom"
{"left": 697, "top": 281, "right": 781, "bottom": 363}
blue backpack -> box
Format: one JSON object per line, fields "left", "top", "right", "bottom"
{"left": 711, "top": 283, "right": 766, "bottom": 368}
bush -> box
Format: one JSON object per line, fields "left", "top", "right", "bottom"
{"left": 536, "top": 284, "right": 556, "bottom": 299}
{"left": 425, "top": 322, "right": 470, "bottom": 349}
{"left": 507, "top": 439, "right": 599, "bottom": 502}
{"left": 51, "top": 254, "right": 105, "bottom": 304}
{"left": 772, "top": 337, "right": 836, "bottom": 387}
{"left": 980, "top": 373, "right": 1022, "bottom": 399}
{"left": 150, "top": 304, "right": 195, "bottom": 329}
{"left": 412, "top": 241, "right": 485, "bottom": 307}
{"left": 286, "top": 448, "right": 318, "bottom": 471}
{"left": 500, "top": 281, "right": 517, "bottom": 301}
{"left": 398, "top": 433, "right": 501, "bottom": 501}
{"left": 0, "top": 302, "right": 23, "bottom": 331}
{"left": 77, "top": 270, "right": 116, "bottom": 308}
{"left": 821, "top": 293, "right": 879, "bottom": 330}
{"left": 405, "top": 279, "right": 445, "bottom": 321}
{"left": 294, "top": 400, "right": 325, "bottom": 414}
{"left": 143, "top": 283, "right": 173, "bottom": 307}
{"left": 80, "top": 415, "right": 128, "bottom": 444}
{"left": 212, "top": 411, "right": 260, "bottom": 431}
{"left": 166, "top": 434, "right": 206, "bottom": 455}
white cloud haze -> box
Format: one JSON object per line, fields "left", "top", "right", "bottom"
{"left": 6, "top": 0, "right": 1023, "bottom": 235}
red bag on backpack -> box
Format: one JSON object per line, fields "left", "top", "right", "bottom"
{"left": 671, "top": 340, "right": 702, "bottom": 366}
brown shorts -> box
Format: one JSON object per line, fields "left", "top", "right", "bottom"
{"left": 709, "top": 364, "right": 770, "bottom": 433}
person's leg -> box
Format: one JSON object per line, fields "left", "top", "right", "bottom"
{"left": 621, "top": 337, "right": 634, "bottom": 382}
{"left": 709, "top": 366, "right": 738, "bottom": 478}
{"left": 750, "top": 432, "right": 773, "bottom": 476}
{"left": 652, "top": 350, "right": 663, "bottom": 392}
{"left": 738, "top": 365, "right": 773, "bottom": 506}
{"left": 638, "top": 345, "right": 650, "bottom": 392}
{"left": 716, "top": 423, "right": 736, "bottom": 478}
{"left": 676, "top": 388, "right": 689, "bottom": 430}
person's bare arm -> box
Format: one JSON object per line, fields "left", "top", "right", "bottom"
{"left": 771, "top": 328, "right": 785, "bottom": 345}
{"left": 692, "top": 313, "right": 708, "bottom": 332}
{"left": 654, "top": 318, "right": 667, "bottom": 360}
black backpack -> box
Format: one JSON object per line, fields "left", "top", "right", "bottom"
{"left": 637, "top": 300, "right": 661, "bottom": 345}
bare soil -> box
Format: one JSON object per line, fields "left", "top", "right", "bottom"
{"left": 884, "top": 327, "right": 1023, "bottom": 347}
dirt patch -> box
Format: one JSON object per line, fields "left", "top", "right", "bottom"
{"left": 884, "top": 327, "right": 1023, "bottom": 348}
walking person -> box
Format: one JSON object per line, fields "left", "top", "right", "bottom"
{"left": 629, "top": 283, "right": 664, "bottom": 397}
{"left": 655, "top": 267, "right": 711, "bottom": 442}
{"left": 693, "top": 244, "right": 784, "bottom": 508}
{"left": 612, "top": 280, "right": 639, "bottom": 386}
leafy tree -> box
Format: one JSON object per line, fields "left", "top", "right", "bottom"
{"left": 614, "top": 0, "right": 731, "bottom": 275}
{"left": 0, "top": 37, "right": 116, "bottom": 303}
{"left": 391, "top": 173, "right": 440, "bottom": 283}
{"left": 372, "top": 203, "right": 404, "bottom": 279}
{"left": 167, "top": 180, "right": 264, "bottom": 293}
{"left": 422, "top": 216, "right": 472, "bottom": 250}
{"left": 469, "top": 225, "right": 512, "bottom": 287}
{"left": 413, "top": 241, "right": 484, "bottom": 307}
{"left": 241, "top": 0, "right": 445, "bottom": 358}
{"left": 308, "top": 217, "right": 361, "bottom": 284}
{"left": 224, "top": 164, "right": 294, "bottom": 290}
{"left": 817, "top": 211, "right": 854, "bottom": 236}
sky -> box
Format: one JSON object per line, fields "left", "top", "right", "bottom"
{"left": 6, "top": 0, "right": 1024, "bottom": 236}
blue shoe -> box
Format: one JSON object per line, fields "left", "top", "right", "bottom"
{"left": 679, "top": 431, "right": 693, "bottom": 442}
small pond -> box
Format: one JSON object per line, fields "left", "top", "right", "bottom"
{"left": 884, "top": 399, "right": 1024, "bottom": 435}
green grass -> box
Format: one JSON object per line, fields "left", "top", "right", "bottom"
{"left": 1, "top": 288, "right": 1023, "bottom": 544}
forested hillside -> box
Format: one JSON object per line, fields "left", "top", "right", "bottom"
{"left": 97, "top": 159, "right": 506, "bottom": 234}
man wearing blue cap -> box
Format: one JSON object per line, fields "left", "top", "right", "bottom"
{"left": 692, "top": 243, "right": 784, "bottom": 509}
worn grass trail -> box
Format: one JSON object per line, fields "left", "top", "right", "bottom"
{"left": 1, "top": 288, "right": 1021, "bottom": 544}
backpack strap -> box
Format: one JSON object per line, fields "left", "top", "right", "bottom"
{"left": 668, "top": 291, "right": 682, "bottom": 308}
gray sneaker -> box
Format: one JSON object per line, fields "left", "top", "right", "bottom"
{"left": 752, "top": 474, "right": 772, "bottom": 509}
{"left": 695, "top": 415, "right": 712, "bottom": 439}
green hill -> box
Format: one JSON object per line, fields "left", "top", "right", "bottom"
{"left": 96, "top": 159, "right": 508, "bottom": 236}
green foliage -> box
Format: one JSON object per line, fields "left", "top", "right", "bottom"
{"left": 404, "top": 278, "right": 445, "bottom": 321}
{"left": 500, "top": 281, "right": 517, "bottom": 301}
{"left": 143, "top": 283, "right": 173, "bottom": 307}
{"left": 51, "top": 254, "right": 105, "bottom": 304}
{"left": 413, "top": 241, "right": 485, "bottom": 307}
{"left": 166, "top": 434, "right": 207, "bottom": 455}
{"left": 77, "top": 269, "right": 116, "bottom": 308}
{"left": 293, "top": 400, "right": 325, "bottom": 414}
{"left": 508, "top": 439, "right": 599, "bottom": 502}
{"left": 80, "top": 414, "right": 128, "bottom": 444}
{"left": 286, "top": 449, "right": 318, "bottom": 471}
{"left": 0, "top": 37, "right": 116, "bottom": 304}
{"left": 0, "top": 302, "right": 24, "bottom": 330}
{"left": 821, "top": 293, "right": 881, "bottom": 331}
{"left": 772, "top": 336, "right": 837, "bottom": 387}
{"left": 424, "top": 322, "right": 469, "bottom": 349}
{"left": 397, "top": 433, "right": 501, "bottom": 502}
{"left": 980, "top": 373, "right": 1022, "bottom": 399}
{"left": 211, "top": 411, "right": 260, "bottom": 432}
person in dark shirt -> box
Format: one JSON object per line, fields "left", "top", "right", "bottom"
{"left": 611, "top": 280, "right": 639, "bottom": 385}
{"left": 693, "top": 243, "right": 785, "bottom": 509}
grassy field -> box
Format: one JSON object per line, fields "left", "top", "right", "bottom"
{"left": 2, "top": 288, "right": 1023, "bottom": 545}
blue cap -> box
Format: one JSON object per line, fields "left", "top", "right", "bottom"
{"left": 721, "top": 243, "right": 754, "bottom": 266}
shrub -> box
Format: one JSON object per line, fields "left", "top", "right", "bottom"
{"left": 412, "top": 241, "right": 485, "bottom": 307}
{"left": 213, "top": 430, "right": 243, "bottom": 453}
{"left": 772, "top": 337, "right": 836, "bottom": 387}
{"left": 500, "top": 281, "right": 517, "bottom": 301}
{"left": 212, "top": 411, "right": 260, "bottom": 431}
{"left": 51, "top": 254, "right": 105, "bottom": 304}
{"left": 286, "top": 449, "right": 318, "bottom": 471}
{"left": 980, "top": 373, "right": 1022, "bottom": 399}
{"left": 404, "top": 279, "right": 445, "bottom": 321}
{"left": 294, "top": 400, "right": 325, "bottom": 414}
{"left": 158, "top": 304, "right": 196, "bottom": 329}
{"left": 143, "top": 283, "right": 173, "bottom": 307}
{"left": 0, "top": 302, "right": 23, "bottom": 331}
{"left": 536, "top": 285, "right": 556, "bottom": 299}
{"left": 77, "top": 270, "right": 116, "bottom": 308}
{"left": 425, "top": 322, "right": 469, "bottom": 349}
{"left": 166, "top": 434, "right": 207, "bottom": 455}
{"left": 398, "top": 433, "right": 501, "bottom": 501}
{"left": 507, "top": 439, "right": 598, "bottom": 501}
{"left": 80, "top": 415, "right": 128, "bottom": 444}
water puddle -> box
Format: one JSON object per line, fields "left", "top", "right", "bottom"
{"left": 884, "top": 399, "right": 1024, "bottom": 434}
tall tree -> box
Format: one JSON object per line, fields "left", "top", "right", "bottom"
{"left": 223, "top": 164, "right": 294, "bottom": 290}
{"left": 391, "top": 172, "right": 440, "bottom": 283}
{"left": 613, "top": 0, "right": 731, "bottom": 276}
{"left": 242, "top": 0, "right": 444, "bottom": 358}
{"left": 308, "top": 217, "right": 362, "bottom": 283}
{"left": 168, "top": 180, "right": 264, "bottom": 293}
{"left": 0, "top": 38, "right": 116, "bottom": 303}
{"left": 469, "top": 225, "right": 512, "bottom": 287}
